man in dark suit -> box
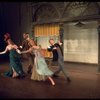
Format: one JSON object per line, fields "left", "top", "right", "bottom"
{"left": 47, "top": 39, "right": 71, "bottom": 82}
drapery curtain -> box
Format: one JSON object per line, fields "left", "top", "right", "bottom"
{"left": 34, "top": 23, "right": 60, "bottom": 58}
{"left": 34, "top": 24, "right": 59, "bottom": 37}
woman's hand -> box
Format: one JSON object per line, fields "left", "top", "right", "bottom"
{"left": 16, "top": 49, "right": 21, "bottom": 54}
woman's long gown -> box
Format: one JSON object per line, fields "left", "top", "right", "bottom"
{"left": 3, "top": 49, "right": 25, "bottom": 77}
{"left": 31, "top": 48, "right": 53, "bottom": 81}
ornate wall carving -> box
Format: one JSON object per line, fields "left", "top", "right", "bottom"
{"left": 32, "top": 2, "right": 100, "bottom": 23}
{"left": 82, "top": 2, "right": 99, "bottom": 16}
{"left": 67, "top": 2, "right": 88, "bottom": 17}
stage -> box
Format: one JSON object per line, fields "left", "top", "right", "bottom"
{"left": 0, "top": 60, "right": 100, "bottom": 99}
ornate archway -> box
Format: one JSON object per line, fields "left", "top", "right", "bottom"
{"left": 33, "top": 3, "right": 60, "bottom": 23}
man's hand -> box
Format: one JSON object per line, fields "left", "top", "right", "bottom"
{"left": 53, "top": 47, "right": 57, "bottom": 50}
{"left": 19, "top": 46, "right": 23, "bottom": 49}
{"left": 47, "top": 46, "right": 51, "bottom": 49}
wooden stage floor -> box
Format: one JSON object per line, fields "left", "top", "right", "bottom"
{"left": 0, "top": 60, "right": 100, "bottom": 99}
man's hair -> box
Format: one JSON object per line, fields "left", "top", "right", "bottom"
{"left": 49, "top": 38, "right": 54, "bottom": 42}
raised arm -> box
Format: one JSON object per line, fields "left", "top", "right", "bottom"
{"left": 58, "top": 40, "right": 63, "bottom": 46}
{"left": 0, "top": 47, "right": 8, "bottom": 54}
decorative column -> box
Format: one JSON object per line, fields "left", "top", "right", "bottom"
{"left": 97, "top": 21, "right": 100, "bottom": 72}
{"left": 59, "top": 23, "right": 64, "bottom": 49}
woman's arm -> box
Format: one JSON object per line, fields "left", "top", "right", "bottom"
{"left": 0, "top": 47, "right": 8, "bottom": 54}
{"left": 32, "top": 45, "right": 39, "bottom": 49}
{"left": 21, "top": 48, "right": 32, "bottom": 54}
{"left": 12, "top": 44, "right": 21, "bottom": 54}
{"left": 21, "top": 45, "right": 39, "bottom": 54}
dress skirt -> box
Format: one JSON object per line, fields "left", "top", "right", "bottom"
{"left": 31, "top": 50, "right": 53, "bottom": 81}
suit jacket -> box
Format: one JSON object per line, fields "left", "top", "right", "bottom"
{"left": 47, "top": 43, "right": 63, "bottom": 61}
{"left": 22, "top": 39, "right": 34, "bottom": 57}
{"left": 22, "top": 40, "right": 30, "bottom": 50}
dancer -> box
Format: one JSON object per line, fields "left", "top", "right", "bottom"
{"left": 20, "top": 32, "right": 35, "bottom": 74}
{"left": 0, "top": 33, "right": 25, "bottom": 78}
{"left": 47, "top": 39, "right": 71, "bottom": 82}
{"left": 21, "top": 39, "right": 55, "bottom": 86}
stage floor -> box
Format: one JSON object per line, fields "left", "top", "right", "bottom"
{"left": 0, "top": 60, "right": 100, "bottom": 99}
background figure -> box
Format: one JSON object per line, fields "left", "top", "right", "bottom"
{"left": 21, "top": 39, "right": 55, "bottom": 86}
{"left": 0, "top": 33, "right": 25, "bottom": 78}
{"left": 20, "top": 32, "right": 35, "bottom": 74}
{"left": 47, "top": 39, "right": 71, "bottom": 82}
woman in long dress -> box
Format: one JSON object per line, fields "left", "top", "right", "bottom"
{"left": 21, "top": 39, "right": 55, "bottom": 86}
{"left": 0, "top": 33, "right": 25, "bottom": 78}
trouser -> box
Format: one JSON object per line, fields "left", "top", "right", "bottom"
{"left": 27, "top": 54, "right": 35, "bottom": 73}
{"left": 54, "top": 57, "right": 69, "bottom": 80}
{"left": 28, "top": 54, "right": 35, "bottom": 66}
